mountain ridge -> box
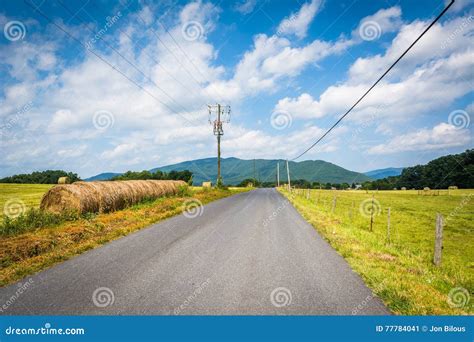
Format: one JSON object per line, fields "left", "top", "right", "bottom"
{"left": 85, "top": 157, "right": 372, "bottom": 185}
{"left": 364, "top": 167, "right": 404, "bottom": 180}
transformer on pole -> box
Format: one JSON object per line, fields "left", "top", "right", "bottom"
{"left": 208, "top": 104, "right": 231, "bottom": 187}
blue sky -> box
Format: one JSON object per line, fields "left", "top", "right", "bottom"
{"left": 0, "top": 0, "right": 472, "bottom": 178}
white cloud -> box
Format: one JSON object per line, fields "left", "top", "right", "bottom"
{"left": 274, "top": 13, "right": 474, "bottom": 126}
{"left": 277, "top": 0, "right": 323, "bottom": 39}
{"left": 222, "top": 6, "right": 400, "bottom": 99}
{"left": 445, "top": 0, "right": 474, "bottom": 13}
{"left": 353, "top": 6, "right": 402, "bottom": 42}
{"left": 235, "top": 0, "right": 257, "bottom": 15}
{"left": 48, "top": 109, "right": 82, "bottom": 133}
{"left": 274, "top": 93, "right": 324, "bottom": 119}
{"left": 368, "top": 123, "right": 471, "bottom": 154}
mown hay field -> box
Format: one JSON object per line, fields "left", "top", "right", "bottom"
{"left": 0, "top": 184, "right": 53, "bottom": 218}
{"left": 279, "top": 188, "right": 473, "bottom": 315}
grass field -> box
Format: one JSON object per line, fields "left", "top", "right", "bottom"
{"left": 279, "top": 187, "right": 473, "bottom": 315}
{"left": 0, "top": 184, "right": 53, "bottom": 218}
{"left": 0, "top": 184, "right": 249, "bottom": 286}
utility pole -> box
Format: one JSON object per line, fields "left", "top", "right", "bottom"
{"left": 277, "top": 163, "right": 280, "bottom": 187}
{"left": 253, "top": 159, "right": 256, "bottom": 182}
{"left": 208, "top": 104, "right": 230, "bottom": 187}
{"left": 286, "top": 160, "right": 291, "bottom": 191}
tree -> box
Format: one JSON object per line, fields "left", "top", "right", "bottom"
{"left": 0, "top": 170, "right": 81, "bottom": 184}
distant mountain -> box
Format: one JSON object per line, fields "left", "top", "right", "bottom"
{"left": 151, "top": 157, "right": 371, "bottom": 185}
{"left": 84, "top": 172, "right": 123, "bottom": 181}
{"left": 84, "top": 158, "right": 371, "bottom": 185}
{"left": 364, "top": 167, "right": 404, "bottom": 180}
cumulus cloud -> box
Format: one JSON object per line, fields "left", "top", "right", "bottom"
{"left": 368, "top": 123, "right": 471, "bottom": 154}
{"left": 353, "top": 6, "right": 402, "bottom": 42}
{"left": 277, "top": 0, "right": 323, "bottom": 39}
{"left": 235, "top": 0, "right": 257, "bottom": 15}
{"left": 274, "top": 13, "right": 474, "bottom": 126}
{"left": 274, "top": 93, "right": 324, "bottom": 119}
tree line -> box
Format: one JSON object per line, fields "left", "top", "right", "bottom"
{"left": 362, "top": 149, "right": 473, "bottom": 190}
{"left": 0, "top": 169, "right": 193, "bottom": 185}
{"left": 0, "top": 170, "right": 81, "bottom": 184}
{"left": 111, "top": 170, "right": 193, "bottom": 184}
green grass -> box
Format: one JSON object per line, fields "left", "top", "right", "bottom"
{"left": 279, "top": 188, "right": 473, "bottom": 315}
{"left": 0, "top": 183, "right": 53, "bottom": 218}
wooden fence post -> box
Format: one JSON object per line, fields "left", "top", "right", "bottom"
{"left": 369, "top": 194, "right": 375, "bottom": 232}
{"left": 387, "top": 207, "right": 391, "bottom": 244}
{"left": 331, "top": 195, "right": 337, "bottom": 213}
{"left": 433, "top": 213, "right": 444, "bottom": 266}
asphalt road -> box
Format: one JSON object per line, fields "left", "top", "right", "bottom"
{"left": 0, "top": 189, "right": 389, "bottom": 315}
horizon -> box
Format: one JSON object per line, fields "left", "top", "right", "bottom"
{"left": 1, "top": 154, "right": 409, "bottom": 179}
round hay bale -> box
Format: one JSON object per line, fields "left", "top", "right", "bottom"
{"left": 40, "top": 180, "right": 186, "bottom": 214}
{"left": 57, "top": 176, "right": 70, "bottom": 184}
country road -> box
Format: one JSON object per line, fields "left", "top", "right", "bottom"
{"left": 0, "top": 189, "right": 389, "bottom": 315}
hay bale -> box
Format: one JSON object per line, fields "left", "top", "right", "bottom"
{"left": 57, "top": 176, "right": 70, "bottom": 184}
{"left": 40, "top": 180, "right": 186, "bottom": 214}
{"left": 202, "top": 181, "right": 212, "bottom": 188}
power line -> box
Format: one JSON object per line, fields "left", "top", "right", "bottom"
{"left": 292, "top": 0, "right": 455, "bottom": 161}
{"left": 56, "top": 0, "right": 200, "bottom": 126}
{"left": 86, "top": 0, "right": 200, "bottom": 97}
{"left": 25, "top": 0, "right": 199, "bottom": 127}
{"left": 86, "top": 2, "right": 209, "bottom": 100}
{"left": 133, "top": 8, "right": 210, "bottom": 94}
{"left": 158, "top": 20, "right": 227, "bottom": 104}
